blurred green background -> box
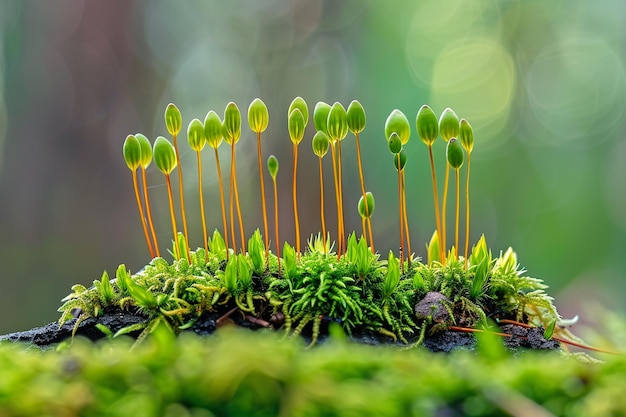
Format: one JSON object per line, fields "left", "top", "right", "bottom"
{"left": 0, "top": 0, "right": 624, "bottom": 334}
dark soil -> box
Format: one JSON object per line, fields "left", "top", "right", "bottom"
{"left": 0, "top": 311, "right": 560, "bottom": 352}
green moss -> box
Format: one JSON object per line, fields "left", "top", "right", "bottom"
{"left": 0, "top": 328, "right": 624, "bottom": 416}
{"left": 58, "top": 231, "right": 570, "bottom": 348}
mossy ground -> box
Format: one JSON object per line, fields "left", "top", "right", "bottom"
{"left": 0, "top": 327, "right": 624, "bottom": 417}
{"left": 53, "top": 231, "right": 576, "bottom": 351}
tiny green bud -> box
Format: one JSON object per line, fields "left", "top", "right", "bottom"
{"left": 312, "top": 130, "right": 330, "bottom": 158}
{"left": 135, "top": 133, "right": 153, "bottom": 169}
{"left": 416, "top": 105, "right": 438, "bottom": 146}
{"left": 427, "top": 230, "right": 441, "bottom": 265}
{"left": 470, "top": 234, "right": 489, "bottom": 266}
{"left": 438, "top": 107, "right": 459, "bottom": 142}
{"left": 388, "top": 132, "right": 402, "bottom": 154}
{"left": 459, "top": 118, "right": 474, "bottom": 153}
{"left": 347, "top": 100, "right": 366, "bottom": 134}
{"left": 223, "top": 102, "right": 241, "bottom": 145}
{"left": 327, "top": 102, "right": 348, "bottom": 142}
{"left": 288, "top": 96, "right": 309, "bottom": 126}
{"left": 385, "top": 109, "right": 410, "bottom": 145}
{"left": 153, "top": 136, "right": 177, "bottom": 175}
{"left": 446, "top": 138, "right": 464, "bottom": 170}
{"left": 187, "top": 118, "right": 206, "bottom": 152}
{"left": 123, "top": 134, "right": 142, "bottom": 170}
{"left": 288, "top": 108, "right": 306, "bottom": 145}
{"left": 204, "top": 110, "right": 223, "bottom": 149}
{"left": 543, "top": 319, "right": 557, "bottom": 340}
{"left": 313, "top": 101, "right": 331, "bottom": 135}
{"left": 393, "top": 149, "right": 407, "bottom": 171}
{"left": 267, "top": 154, "right": 279, "bottom": 179}
{"left": 248, "top": 98, "right": 269, "bottom": 133}
{"left": 165, "top": 103, "right": 182, "bottom": 137}
{"left": 357, "top": 191, "right": 375, "bottom": 218}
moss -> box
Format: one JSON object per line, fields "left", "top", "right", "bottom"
{"left": 55, "top": 230, "right": 574, "bottom": 348}
{"left": 0, "top": 328, "right": 624, "bottom": 416}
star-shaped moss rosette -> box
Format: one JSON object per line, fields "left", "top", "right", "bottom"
{"left": 59, "top": 100, "right": 601, "bottom": 352}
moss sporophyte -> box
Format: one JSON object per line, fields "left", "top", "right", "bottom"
{"left": 60, "top": 99, "right": 608, "bottom": 352}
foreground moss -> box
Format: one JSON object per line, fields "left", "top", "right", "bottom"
{"left": 0, "top": 328, "right": 623, "bottom": 417}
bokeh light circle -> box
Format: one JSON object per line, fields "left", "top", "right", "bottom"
{"left": 525, "top": 33, "right": 626, "bottom": 147}
{"left": 430, "top": 38, "right": 515, "bottom": 149}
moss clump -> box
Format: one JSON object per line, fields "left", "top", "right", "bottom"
{"left": 58, "top": 230, "right": 575, "bottom": 349}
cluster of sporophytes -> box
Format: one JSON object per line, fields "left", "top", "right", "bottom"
{"left": 58, "top": 99, "right": 588, "bottom": 349}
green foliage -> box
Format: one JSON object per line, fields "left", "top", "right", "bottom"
{"left": 282, "top": 242, "right": 298, "bottom": 280}
{"left": 383, "top": 251, "right": 400, "bottom": 300}
{"left": 207, "top": 229, "right": 227, "bottom": 261}
{"left": 3, "top": 329, "right": 626, "bottom": 417}
{"left": 489, "top": 247, "right": 559, "bottom": 327}
{"left": 346, "top": 234, "right": 378, "bottom": 280}
{"left": 171, "top": 232, "right": 189, "bottom": 262}
{"left": 221, "top": 254, "right": 252, "bottom": 294}
{"left": 247, "top": 229, "right": 266, "bottom": 274}
{"left": 468, "top": 234, "right": 492, "bottom": 300}
{"left": 427, "top": 230, "right": 441, "bottom": 265}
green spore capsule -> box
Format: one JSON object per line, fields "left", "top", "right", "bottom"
{"left": 248, "top": 98, "right": 269, "bottom": 134}
{"left": 327, "top": 102, "right": 348, "bottom": 142}
{"left": 393, "top": 149, "right": 407, "bottom": 171}
{"left": 439, "top": 107, "right": 460, "bottom": 142}
{"left": 153, "top": 136, "right": 177, "bottom": 175}
{"left": 223, "top": 102, "right": 242, "bottom": 145}
{"left": 288, "top": 96, "right": 309, "bottom": 126}
{"left": 459, "top": 118, "right": 474, "bottom": 153}
{"left": 187, "top": 118, "right": 206, "bottom": 152}
{"left": 165, "top": 103, "right": 182, "bottom": 137}
{"left": 123, "top": 134, "right": 142, "bottom": 170}
{"left": 313, "top": 101, "right": 331, "bottom": 135}
{"left": 385, "top": 109, "right": 410, "bottom": 144}
{"left": 446, "top": 138, "right": 464, "bottom": 169}
{"left": 358, "top": 191, "right": 375, "bottom": 218}
{"left": 288, "top": 108, "right": 306, "bottom": 145}
{"left": 416, "top": 105, "right": 438, "bottom": 146}
{"left": 204, "top": 110, "right": 224, "bottom": 149}
{"left": 312, "top": 130, "right": 330, "bottom": 158}
{"left": 388, "top": 132, "right": 403, "bottom": 154}
{"left": 135, "top": 134, "right": 153, "bottom": 169}
{"left": 267, "top": 154, "right": 279, "bottom": 179}
{"left": 347, "top": 100, "right": 366, "bottom": 134}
